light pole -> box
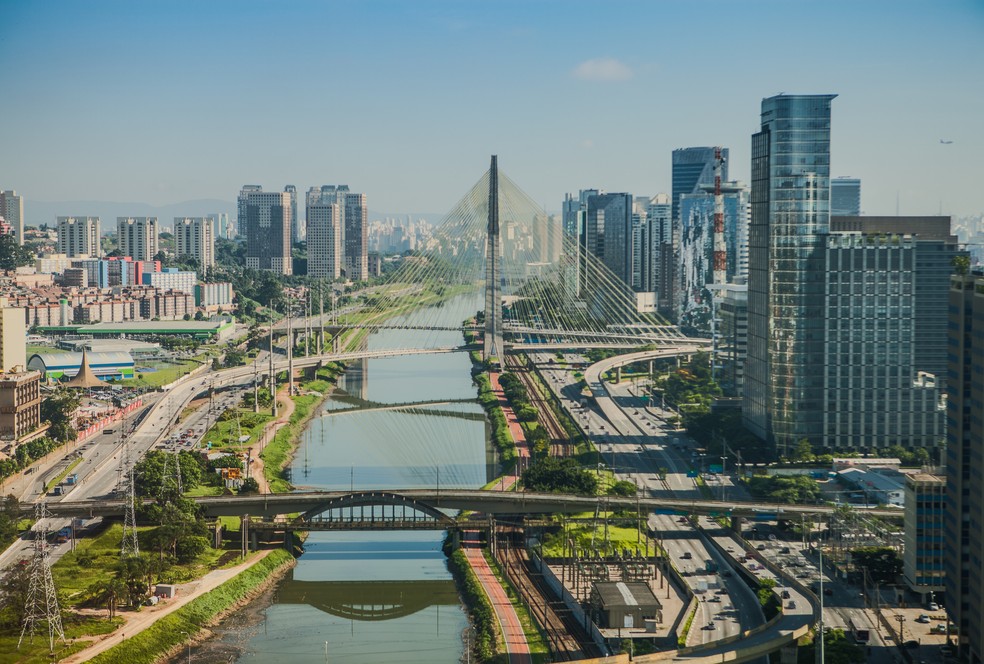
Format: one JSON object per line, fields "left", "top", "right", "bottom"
{"left": 895, "top": 614, "right": 906, "bottom": 645}
{"left": 180, "top": 631, "right": 191, "bottom": 663}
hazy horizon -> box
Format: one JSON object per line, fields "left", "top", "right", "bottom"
{"left": 2, "top": 1, "right": 982, "bottom": 219}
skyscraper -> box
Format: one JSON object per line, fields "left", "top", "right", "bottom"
{"left": 671, "top": 147, "right": 729, "bottom": 226}
{"left": 946, "top": 272, "right": 984, "bottom": 664}
{"left": 0, "top": 191, "right": 24, "bottom": 245}
{"left": 117, "top": 217, "right": 159, "bottom": 261}
{"left": 237, "top": 185, "right": 262, "bottom": 238}
{"left": 585, "top": 192, "right": 633, "bottom": 287}
{"left": 744, "top": 94, "right": 835, "bottom": 455}
{"left": 242, "top": 188, "right": 292, "bottom": 275}
{"left": 831, "top": 177, "right": 861, "bottom": 216}
{"left": 173, "top": 217, "right": 215, "bottom": 269}
{"left": 56, "top": 216, "right": 101, "bottom": 257}
{"left": 561, "top": 190, "right": 596, "bottom": 298}
{"left": 306, "top": 187, "right": 342, "bottom": 280}
{"left": 343, "top": 190, "right": 368, "bottom": 281}
{"left": 285, "top": 185, "right": 299, "bottom": 244}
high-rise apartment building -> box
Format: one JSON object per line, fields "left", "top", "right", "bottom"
{"left": 0, "top": 301, "right": 27, "bottom": 372}
{"left": 903, "top": 473, "right": 945, "bottom": 604}
{"left": 306, "top": 187, "right": 342, "bottom": 280}
{"left": 831, "top": 177, "right": 861, "bottom": 216}
{"left": 57, "top": 216, "right": 102, "bottom": 258}
{"left": 117, "top": 217, "right": 159, "bottom": 261}
{"left": 242, "top": 188, "right": 292, "bottom": 275}
{"left": 173, "top": 217, "right": 215, "bottom": 269}
{"left": 237, "top": 185, "right": 262, "bottom": 238}
{"left": 946, "top": 272, "right": 984, "bottom": 664}
{"left": 744, "top": 94, "right": 835, "bottom": 455}
{"left": 0, "top": 191, "right": 24, "bottom": 245}
{"left": 285, "top": 185, "right": 299, "bottom": 244}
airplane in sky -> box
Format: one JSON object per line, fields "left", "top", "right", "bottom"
{"left": 940, "top": 139, "right": 954, "bottom": 144}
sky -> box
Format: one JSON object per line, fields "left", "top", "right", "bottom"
{"left": 1, "top": 0, "right": 982, "bottom": 218}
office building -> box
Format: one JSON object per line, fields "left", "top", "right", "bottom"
{"left": 306, "top": 188, "right": 342, "bottom": 280}
{"left": 0, "top": 303, "right": 26, "bottom": 373}
{"left": 285, "top": 185, "right": 299, "bottom": 243}
{"left": 561, "top": 190, "right": 595, "bottom": 298}
{"left": 210, "top": 212, "right": 232, "bottom": 239}
{"left": 717, "top": 281, "right": 748, "bottom": 397}
{"left": 946, "top": 272, "right": 984, "bottom": 663}
{"left": 173, "top": 217, "right": 215, "bottom": 269}
{"left": 585, "top": 192, "right": 633, "bottom": 287}
{"left": 744, "top": 94, "right": 835, "bottom": 455}
{"left": 671, "top": 147, "right": 728, "bottom": 226}
{"left": 241, "top": 188, "right": 292, "bottom": 275}
{"left": 343, "top": 190, "right": 368, "bottom": 281}
{"left": 904, "top": 473, "right": 945, "bottom": 603}
{"left": 822, "top": 227, "right": 948, "bottom": 449}
{"left": 57, "top": 217, "right": 101, "bottom": 258}
{"left": 0, "top": 190, "right": 24, "bottom": 245}
{"left": 677, "top": 181, "right": 748, "bottom": 329}
{"left": 117, "top": 217, "right": 159, "bottom": 261}
{"left": 237, "top": 185, "right": 262, "bottom": 238}
{"left": 0, "top": 371, "right": 41, "bottom": 440}
{"left": 831, "top": 177, "right": 861, "bottom": 216}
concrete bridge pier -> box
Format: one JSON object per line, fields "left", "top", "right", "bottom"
{"left": 730, "top": 516, "right": 743, "bottom": 533}
{"left": 250, "top": 529, "right": 259, "bottom": 551}
{"left": 212, "top": 520, "right": 223, "bottom": 548}
{"left": 615, "top": 366, "right": 622, "bottom": 383}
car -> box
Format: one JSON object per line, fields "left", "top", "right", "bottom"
{"left": 916, "top": 615, "right": 930, "bottom": 624}
{"left": 787, "top": 601, "right": 797, "bottom": 609}
{"left": 682, "top": 552, "right": 692, "bottom": 559}
{"left": 708, "top": 596, "right": 722, "bottom": 603}
{"left": 796, "top": 573, "right": 810, "bottom": 579}
{"left": 705, "top": 622, "right": 716, "bottom": 630}
{"left": 716, "top": 588, "right": 728, "bottom": 595}
{"left": 932, "top": 624, "right": 948, "bottom": 634}
{"left": 781, "top": 590, "right": 791, "bottom": 599}
{"left": 756, "top": 544, "right": 766, "bottom": 550}
{"left": 928, "top": 602, "right": 940, "bottom": 611}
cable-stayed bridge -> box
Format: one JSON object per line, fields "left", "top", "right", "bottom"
{"left": 281, "top": 155, "right": 706, "bottom": 356}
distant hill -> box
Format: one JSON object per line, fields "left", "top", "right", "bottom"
{"left": 26, "top": 199, "right": 235, "bottom": 232}
{"left": 26, "top": 199, "right": 445, "bottom": 232}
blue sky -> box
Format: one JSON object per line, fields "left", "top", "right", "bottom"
{"left": 1, "top": 0, "right": 982, "bottom": 217}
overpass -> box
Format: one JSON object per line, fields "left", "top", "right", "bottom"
{"left": 47, "top": 488, "right": 903, "bottom": 521}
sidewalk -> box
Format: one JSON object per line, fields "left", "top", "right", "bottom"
{"left": 61, "top": 550, "right": 275, "bottom": 663}
{"left": 464, "top": 546, "right": 532, "bottom": 664}
{"left": 245, "top": 383, "right": 297, "bottom": 494}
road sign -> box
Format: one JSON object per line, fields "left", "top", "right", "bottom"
{"left": 708, "top": 464, "right": 724, "bottom": 474}
{"left": 686, "top": 470, "right": 698, "bottom": 478}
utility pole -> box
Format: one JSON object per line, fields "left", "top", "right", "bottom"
{"left": 269, "top": 301, "right": 277, "bottom": 418}
{"left": 286, "top": 293, "right": 294, "bottom": 397}
{"left": 817, "top": 547, "right": 825, "bottom": 664}
{"left": 318, "top": 280, "right": 325, "bottom": 352}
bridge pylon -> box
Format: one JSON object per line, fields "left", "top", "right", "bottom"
{"left": 483, "top": 155, "right": 503, "bottom": 365}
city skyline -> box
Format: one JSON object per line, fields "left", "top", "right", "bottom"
{"left": 0, "top": 1, "right": 981, "bottom": 219}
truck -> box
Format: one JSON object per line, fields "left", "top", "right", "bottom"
{"left": 65, "top": 473, "right": 79, "bottom": 486}
{"left": 705, "top": 559, "right": 719, "bottom": 573}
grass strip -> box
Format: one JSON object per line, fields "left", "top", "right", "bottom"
{"left": 678, "top": 600, "right": 699, "bottom": 647}
{"left": 447, "top": 548, "right": 497, "bottom": 662}
{"left": 88, "top": 549, "right": 294, "bottom": 664}
{"left": 45, "top": 456, "right": 83, "bottom": 492}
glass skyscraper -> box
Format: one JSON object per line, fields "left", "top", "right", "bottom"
{"left": 671, "top": 147, "right": 729, "bottom": 225}
{"left": 830, "top": 177, "right": 861, "bottom": 216}
{"left": 744, "top": 94, "right": 835, "bottom": 455}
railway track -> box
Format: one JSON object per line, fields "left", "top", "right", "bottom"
{"left": 505, "top": 355, "right": 571, "bottom": 458}
{"left": 498, "top": 543, "right": 599, "bottom": 661}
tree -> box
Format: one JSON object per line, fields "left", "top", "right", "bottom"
{"left": 133, "top": 451, "right": 204, "bottom": 498}
{"left": 40, "top": 388, "right": 81, "bottom": 443}
{"left": 790, "top": 438, "right": 814, "bottom": 463}
{"left": 522, "top": 457, "right": 598, "bottom": 495}
{"left": 608, "top": 480, "right": 638, "bottom": 497}
{"left": 953, "top": 254, "right": 971, "bottom": 276}
{"left": 798, "top": 629, "right": 865, "bottom": 664}
{"left": 0, "top": 233, "right": 34, "bottom": 270}
{"left": 851, "top": 547, "right": 903, "bottom": 584}
{"left": 0, "top": 560, "right": 32, "bottom": 627}
{"left": 88, "top": 577, "right": 127, "bottom": 619}
{"left": 238, "top": 477, "right": 260, "bottom": 494}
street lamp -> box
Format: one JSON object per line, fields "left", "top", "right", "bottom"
{"left": 895, "top": 615, "right": 906, "bottom": 645}
{"left": 180, "top": 631, "right": 191, "bottom": 663}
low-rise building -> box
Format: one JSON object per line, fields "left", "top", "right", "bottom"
{"left": 589, "top": 581, "right": 662, "bottom": 629}
{"left": 195, "top": 282, "right": 234, "bottom": 311}
{"left": 836, "top": 467, "right": 906, "bottom": 506}
{"left": 27, "top": 351, "right": 135, "bottom": 382}
{"left": 0, "top": 370, "right": 41, "bottom": 440}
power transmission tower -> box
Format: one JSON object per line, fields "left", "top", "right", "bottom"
{"left": 18, "top": 502, "right": 65, "bottom": 653}
{"left": 119, "top": 435, "right": 140, "bottom": 558}
{"left": 160, "top": 447, "right": 183, "bottom": 498}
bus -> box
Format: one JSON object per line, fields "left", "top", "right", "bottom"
{"left": 848, "top": 617, "right": 870, "bottom": 643}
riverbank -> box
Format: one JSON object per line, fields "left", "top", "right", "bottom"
{"left": 65, "top": 548, "right": 295, "bottom": 664}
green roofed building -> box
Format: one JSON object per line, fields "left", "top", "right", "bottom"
{"left": 35, "top": 319, "right": 235, "bottom": 342}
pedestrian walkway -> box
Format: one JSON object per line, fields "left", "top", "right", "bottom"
{"left": 464, "top": 546, "right": 532, "bottom": 664}
{"left": 489, "top": 371, "right": 530, "bottom": 467}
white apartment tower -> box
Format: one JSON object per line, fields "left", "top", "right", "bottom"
{"left": 56, "top": 216, "right": 102, "bottom": 258}
{"left": 173, "top": 217, "right": 215, "bottom": 269}
{"left": 117, "top": 217, "right": 159, "bottom": 261}
{"left": 306, "top": 187, "right": 342, "bottom": 280}
{"left": 0, "top": 191, "right": 24, "bottom": 245}
{"left": 0, "top": 300, "right": 26, "bottom": 372}
{"left": 242, "top": 188, "right": 292, "bottom": 275}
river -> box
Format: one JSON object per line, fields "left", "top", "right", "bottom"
{"left": 189, "top": 292, "right": 489, "bottom": 663}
